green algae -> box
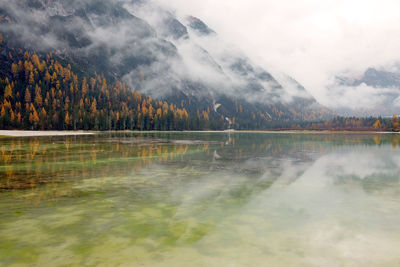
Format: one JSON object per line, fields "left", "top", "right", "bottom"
{"left": 0, "top": 132, "right": 400, "bottom": 266}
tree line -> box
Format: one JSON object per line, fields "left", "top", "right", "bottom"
{"left": 0, "top": 38, "right": 399, "bottom": 132}
{"left": 269, "top": 116, "right": 400, "bottom": 132}
{"left": 0, "top": 49, "right": 217, "bottom": 131}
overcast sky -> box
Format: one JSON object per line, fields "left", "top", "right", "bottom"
{"left": 154, "top": 0, "right": 400, "bottom": 112}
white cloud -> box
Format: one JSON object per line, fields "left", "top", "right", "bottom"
{"left": 326, "top": 83, "right": 399, "bottom": 110}
{"left": 153, "top": 0, "right": 400, "bottom": 111}
{"left": 394, "top": 96, "right": 400, "bottom": 107}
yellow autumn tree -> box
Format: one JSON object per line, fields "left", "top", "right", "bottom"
{"left": 392, "top": 114, "right": 400, "bottom": 131}
{"left": 29, "top": 104, "right": 40, "bottom": 127}
{"left": 65, "top": 112, "right": 72, "bottom": 126}
{"left": 11, "top": 63, "right": 18, "bottom": 78}
{"left": 373, "top": 120, "right": 382, "bottom": 129}
{"left": 82, "top": 77, "right": 89, "bottom": 96}
{"left": 34, "top": 84, "right": 42, "bottom": 107}
{"left": 3, "top": 84, "right": 12, "bottom": 99}
{"left": 24, "top": 87, "right": 31, "bottom": 104}
{"left": 90, "top": 99, "right": 97, "bottom": 113}
{"left": 29, "top": 71, "right": 35, "bottom": 84}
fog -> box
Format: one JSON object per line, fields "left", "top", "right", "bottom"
{"left": 155, "top": 0, "right": 400, "bottom": 113}
{"left": 0, "top": 0, "right": 317, "bottom": 106}
{"left": 2, "top": 0, "right": 400, "bottom": 114}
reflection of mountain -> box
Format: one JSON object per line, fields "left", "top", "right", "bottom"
{"left": 0, "top": 0, "right": 334, "bottom": 127}
{"left": 4, "top": 132, "right": 398, "bottom": 194}
{"left": 328, "top": 147, "right": 400, "bottom": 195}
{"left": 210, "top": 133, "right": 400, "bottom": 196}
{"left": 2, "top": 133, "right": 400, "bottom": 266}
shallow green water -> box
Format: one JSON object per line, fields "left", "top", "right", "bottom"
{"left": 0, "top": 132, "right": 400, "bottom": 266}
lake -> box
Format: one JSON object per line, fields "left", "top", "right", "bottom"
{"left": 0, "top": 132, "right": 399, "bottom": 266}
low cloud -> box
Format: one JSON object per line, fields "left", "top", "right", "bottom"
{"left": 4, "top": 0, "right": 400, "bottom": 114}
{"left": 325, "top": 83, "right": 400, "bottom": 115}
{"left": 154, "top": 0, "right": 400, "bottom": 114}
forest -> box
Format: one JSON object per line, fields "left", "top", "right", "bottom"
{"left": 0, "top": 45, "right": 220, "bottom": 131}
{"left": 0, "top": 34, "right": 399, "bottom": 132}
{"left": 273, "top": 116, "right": 400, "bottom": 132}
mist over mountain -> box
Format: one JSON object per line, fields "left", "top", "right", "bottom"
{"left": 0, "top": 0, "right": 334, "bottom": 128}
{"left": 334, "top": 67, "right": 400, "bottom": 116}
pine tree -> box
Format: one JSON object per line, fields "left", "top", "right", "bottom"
{"left": 11, "top": 63, "right": 19, "bottom": 78}
{"left": 24, "top": 87, "right": 31, "bottom": 104}
{"left": 0, "top": 48, "right": 201, "bottom": 131}
{"left": 34, "top": 84, "right": 42, "bottom": 107}
{"left": 29, "top": 104, "right": 39, "bottom": 128}
{"left": 3, "top": 84, "right": 12, "bottom": 100}
{"left": 29, "top": 72, "right": 35, "bottom": 85}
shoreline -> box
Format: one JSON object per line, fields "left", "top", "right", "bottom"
{"left": 0, "top": 129, "right": 397, "bottom": 137}
{"left": 123, "top": 130, "right": 398, "bottom": 134}
{"left": 0, "top": 130, "right": 95, "bottom": 137}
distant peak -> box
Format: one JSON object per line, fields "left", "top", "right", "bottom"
{"left": 365, "top": 68, "right": 379, "bottom": 76}
{"left": 186, "top": 16, "right": 216, "bottom": 36}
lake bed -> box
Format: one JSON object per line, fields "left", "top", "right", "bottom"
{"left": 0, "top": 132, "right": 399, "bottom": 266}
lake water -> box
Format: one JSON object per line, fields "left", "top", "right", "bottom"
{"left": 0, "top": 132, "right": 399, "bottom": 266}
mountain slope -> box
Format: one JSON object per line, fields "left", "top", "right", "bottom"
{"left": 0, "top": 0, "right": 334, "bottom": 129}
{"left": 338, "top": 68, "right": 400, "bottom": 88}
{"left": 336, "top": 67, "right": 400, "bottom": 116}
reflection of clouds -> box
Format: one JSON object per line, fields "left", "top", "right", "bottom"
{"left": 2, "top": 134, "right": 400, "bottom": 266}
{"left": 167, "top": 135, "right": 399, "bottom": 227}
{"left": 161, "top": 142, "right": 400, "bottom": 265}
{"left": 262, "top": 159, "right": 313, "bottom": 187}
{"left": 305, "top": 220, "right": 400, "bottom": 266}
{"left": 233, "top": 144, "right": 400, "bottom": 266}
{"left": 325, "top": 147, "right": 400, "bottom": 180}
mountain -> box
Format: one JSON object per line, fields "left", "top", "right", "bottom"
{"left": 338, "top": 68, "right": 400, "bottom": 88}
{"left": 336, "top": 67, "right": 400, "bottom": 116}
{"left": 0, "top": 0, "right": 334, "bottom": 130}
{"left": 186, "top": 16, "right": 216, "bottom": 36}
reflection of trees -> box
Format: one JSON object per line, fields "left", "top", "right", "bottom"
{"left": 392, "top": 135, "right": 400, "bottom": 150}
{"left": 1, "top": 132, "right": 399, "bottom": 204}
{"left": 199, "top": 133, "right": 400, "bottom": 206}
{"left": 0, "top": 136, "right": 202, "bottom": 200}
{"left": 1, "top": 133, "right": 400, "bottom": 265}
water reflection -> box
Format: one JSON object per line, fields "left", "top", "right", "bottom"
{"left": 0, "top": 135, "right": 201, "bottom": 192}
{"left": 0, "top": 132, "right": 399, "bottom": 266}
